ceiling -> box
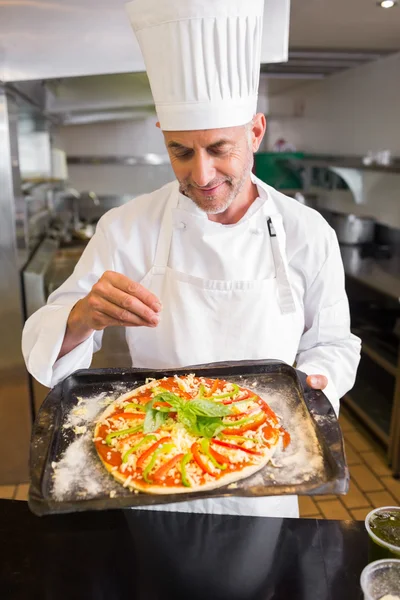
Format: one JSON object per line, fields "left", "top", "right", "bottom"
{"left": 1, "top": 0, "right": 399, "bottom": 83}
{"left": 289, "top": 0, "right": 400, "bottom": 50}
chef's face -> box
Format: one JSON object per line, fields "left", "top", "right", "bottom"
{"left": 163, "top": 114, "right": 265, "bottom": 215}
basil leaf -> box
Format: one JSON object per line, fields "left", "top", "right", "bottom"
{"left": 143, "top": 399, "right": 168, "bottom": 433}
{"left": 185, "top": 399, "right": 231, "bottom": 418}
{"left": 153, "top": 392, "right": 184, "bottom": 410}
{"left": 196, "top": 417, "right": 225, "bottom": 438}
{"left": 177, "top": 408, "right": 198, "bottom": 434}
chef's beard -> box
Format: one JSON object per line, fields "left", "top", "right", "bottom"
{"left": 178, "top": 151, "right": 254, "bottom": 215}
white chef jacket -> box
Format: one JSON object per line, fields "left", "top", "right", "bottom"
{"left": 22, "top": 176, "right": 360, "bottom": 517}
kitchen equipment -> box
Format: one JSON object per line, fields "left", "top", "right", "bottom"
{"left": 73, "top": 194, "right": 134, "bottom": 223}
{"left": 325, "top": 211, "right": 376, "bottom": 245}
{"left": 29, "top": 360, "right": 348, "bottom": 516}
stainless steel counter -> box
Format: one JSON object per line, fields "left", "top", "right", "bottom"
{"left": 341, "top": 246, "right": 400, "bottom": 302}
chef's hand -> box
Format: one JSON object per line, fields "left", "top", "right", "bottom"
{"left": 74, "top": 271, "right": 162, "bottom": 331}
{"left": 57, "top": 272, "right": 162, "bottom": 359}
{"left": 306, "top": 375, "right": 328, "bottom": 390}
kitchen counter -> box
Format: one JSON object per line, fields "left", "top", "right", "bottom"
{"left": 341, "top": 246, "right": 400, "bottom": 302}
{"left": 2, "top": 499, "right": 368, "bottom": 600}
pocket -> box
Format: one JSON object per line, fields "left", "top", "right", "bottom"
{"left": 169, "top": 267, "right": 277, "bottom": 292}
{"left": 317, "top": 298, "right": 350, "bottom": 343}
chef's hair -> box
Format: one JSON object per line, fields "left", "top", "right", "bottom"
{"left": 245, "top": 118, "right": 255, "bottom": 150}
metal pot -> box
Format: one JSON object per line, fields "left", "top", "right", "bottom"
{"left": 325, "top": 211, "right": 375, "bottom": 245}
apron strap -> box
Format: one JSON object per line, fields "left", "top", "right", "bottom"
{"left": 154, "top": 187, "right": 180, "bottom": 268}
{"left": 267, "top": 216, "right": 297, "bottom": 315}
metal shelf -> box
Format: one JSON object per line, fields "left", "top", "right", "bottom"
{"left": 282, "top": 155, "right": 400, "bottom": 174}
{"left": 67, "top": 154, "right": 170, "bottom": 166}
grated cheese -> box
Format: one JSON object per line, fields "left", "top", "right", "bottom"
{"left": 73, "top": 425, "right": 87, "bottom": 435}
{"left": 123, "top": 476, "right": 132, "bottom": 488}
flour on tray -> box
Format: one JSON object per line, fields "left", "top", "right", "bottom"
{"left": 233, "top": 375, "right": 324, "bottom": 487}
{"left": 52, "top": 386, "right": 135, "bottom": 501}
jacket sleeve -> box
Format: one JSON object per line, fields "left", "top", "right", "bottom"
{"left": 295, "top": 228, "right": 361, "bottom": 416}
{"left": 22, "top": 219, "right": 113, "bottom": 388}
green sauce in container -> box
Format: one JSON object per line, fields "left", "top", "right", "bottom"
{"left": 366, "top": 507, "right": 400, "bottom": 563}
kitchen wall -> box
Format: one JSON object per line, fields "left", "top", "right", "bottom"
{"left": 267, "top": 52, "right": 400, "bottom": 228}
{"left": 267, "top": 51, "right": 400, "bottom": 155}
{"left": 52, "top": 115, "right": 174, "bottom": 196}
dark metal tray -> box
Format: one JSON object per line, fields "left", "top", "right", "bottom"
{"left": 29, "top": 360, "right": 349, "bottom": 516}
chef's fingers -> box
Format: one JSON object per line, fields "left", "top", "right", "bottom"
{"left": 96, "top": 312, "right": 154, "bottom": 329}
{"left": 87, "top": 295, "right": 159, "bottom": 328}
{"left": 306, "top": 374, "right": 328, "bottom": 390}
{"left": 103, "top": 271, "right": 162, "bottom": 313}
{"left": 92, "top": 281, "right": 160, "bottom": 325}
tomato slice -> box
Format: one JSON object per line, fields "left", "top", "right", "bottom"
{"left": 211, "top": 439, "right": 262, "bottom": 456}
{"left": 153, "top": 453, "right": 184, "bottom": 483}
{"left": 136, "top": 437, "right": 172, "bottom": 470}
{"left": 222, "top": 412, "right": 267, "bottom": 435}
{"left": 191, "top": 442, "right": 214, "bottom": 475}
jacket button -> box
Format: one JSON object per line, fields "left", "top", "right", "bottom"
{"left": 176, "top": 221, "right": 186, "bottom": 230}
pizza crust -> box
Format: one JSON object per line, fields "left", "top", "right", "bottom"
{"left": 94, "top": 376, "right": 282, "bottom": 495}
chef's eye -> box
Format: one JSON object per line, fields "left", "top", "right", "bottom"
{"left": 208, "top": 145, "right": 230, "bottom": 157}
{"left": 208, "top": 148, "right": 227, "bottom": 157}
{"left": 175, "top": 151, "right": 194, "bottom": 160}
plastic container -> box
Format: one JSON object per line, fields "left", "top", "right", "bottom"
{"left": 366, "top": 507, "right": 400, "bottom": 562}
{"left": 360, "top": 559, "right": 400, "bottom": 600}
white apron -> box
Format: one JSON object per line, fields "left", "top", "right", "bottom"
{"left": 127, "top": 182, "right": 305, "bottom": 517}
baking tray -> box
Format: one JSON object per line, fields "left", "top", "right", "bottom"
{"left": 29, "top": 360, "right": 349, "bottom": 516}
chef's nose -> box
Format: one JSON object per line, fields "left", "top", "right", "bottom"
{"left": 191, "top": 153, "right": 216, "bottom": 188}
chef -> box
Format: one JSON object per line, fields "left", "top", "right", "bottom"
{"left": 22, "top": 0, "right": 360, "bottom": 518}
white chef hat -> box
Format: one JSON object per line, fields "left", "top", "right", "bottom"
{"left": 125, "top": 0, "right": 264, "bottom": 131}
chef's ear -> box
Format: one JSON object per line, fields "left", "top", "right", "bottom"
{"left": 156, "top": 121, "right": 161, "bottom": 129}
{"left": 251, "top": 113, "right": 267, "bottom": 152}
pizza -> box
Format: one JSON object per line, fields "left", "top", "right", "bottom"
{"left": 94, "top": 374, "right": 290, "bottom": 494}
